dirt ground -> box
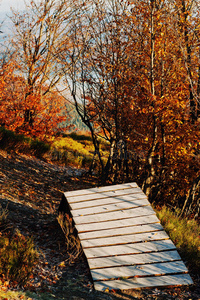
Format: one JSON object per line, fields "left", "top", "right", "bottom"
{"left": 0, "top": 150, "right": 199, "bottom": 300}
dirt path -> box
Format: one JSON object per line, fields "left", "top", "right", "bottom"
{"left": 0, "top": 150, "right": 199, "bottom": 300}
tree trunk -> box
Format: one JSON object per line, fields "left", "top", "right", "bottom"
{"left": 143, "top": 0, "right": 158, "bottom": 197}
{"left": 180, "top": 175, "right": 200, "bottom": 218}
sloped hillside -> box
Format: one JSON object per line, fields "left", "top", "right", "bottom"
{"left": 0, "top": 150, "right": 199, "bottom": 300}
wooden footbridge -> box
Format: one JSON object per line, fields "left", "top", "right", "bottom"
{"left": 60, "top": 182, "right": 193, "bottom": 291}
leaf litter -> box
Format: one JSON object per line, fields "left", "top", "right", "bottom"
{"left": 0, "top": 151, "right": 199, "bottom": 300}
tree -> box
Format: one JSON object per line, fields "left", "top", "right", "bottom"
{"left": 9, "top": 0, "right": 69, "bottom": 134}
{"left": 0, "top": 58, "right": 67, "bottom": 139}
{"left": 61, "top": 0, "right": 144, "bottom": 182}
{"left": 59, "top": 0, "right": 200, "bottom": 217}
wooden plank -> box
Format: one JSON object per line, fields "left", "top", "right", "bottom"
{"left": 79, "top": 223, "right": 164, "bottom": 240}
{"left": 76, "top": 214, "right": 160, "bottom": 233}
{"left": 72, "top": 198, "right": 150, "bottom": 217}
{"left": 84, "top": 239, "right": 176, "bottom": 258}
{"left": 66, "top": 187, "right": 143, "bottom": 203}
{"left": 91, "top": 261, "right": 188, "bottom": 281}
{"left": 62, "top": 182, "right": 193, "bottom": 291}
{"left": 64, "top": 182, "right": 138, "bottom": 197}
{"left": 81, "top": 230, "right": 169, "bottom": 248}
{"left": 70, "top": 194, "right": 147, "bottom": 210}
{"left": 87, "top": 250, "right": 181, "bottom": 269}
{"left": 93, "top": 274, "right": 193, "bottom": 291}
{"left": 73, "top": 206, "right": 155, "bottom": 224}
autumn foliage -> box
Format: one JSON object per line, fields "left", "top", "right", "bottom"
{"left": 0, "top": 0, "right": 200, "bottom": 218}
{"left": 0, "top": 62, "right": 66, "bottom": 139}
{"left": 61, "top": 0, "right": 200, "bottom": 218}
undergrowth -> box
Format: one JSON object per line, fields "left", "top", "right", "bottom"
{"left": 155, "top": 205, "right": 200, "bottom": 274}
{"left": 0, "top": 127, "right": 50, "bottom": 157}
{"left": 0, "top": 205, "right": 39, "bottom": 287}
{"left": 57, "top": 213, "right": 83, "bottom": 264}
{"left": 51, "top": 136, "right": 94, "bottom": 168}
{"left": 0, "top": 126, "right": 109, "bottom": 169}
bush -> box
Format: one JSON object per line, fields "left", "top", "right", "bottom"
{"left": 0, "top": 205, "right": 8, "bottom": 226}
{"left": 67, "top": 131, "right": 92, "bottom": 141}
{"left": 29, "top": 139, "right": 50, "bottom": 157}
{"left": 0, "top": 127, "right": 28, "bottom": 151}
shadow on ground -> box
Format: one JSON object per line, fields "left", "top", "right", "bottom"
{"left": 0, "top": 151, "right": 199, "bottom": 300}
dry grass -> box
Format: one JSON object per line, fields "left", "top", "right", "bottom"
{"left": 155, "top": 205, "right": 200, "bottom": 273}
{"left": 0, "top": 205, "right": 39, "bottom": 286}
{"left": 57, "top": 213, "right": 83, "bottom": 265}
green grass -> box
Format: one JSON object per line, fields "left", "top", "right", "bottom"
{"left": 155, "top": 205, "right": 200, "bottom": 273}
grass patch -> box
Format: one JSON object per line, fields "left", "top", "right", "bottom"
{"left": 0, "top": 205, "right": 39, "bottom": 287}
{"left": 51, "top": 136, "right": 94, "bottom": 168}
{"left": 51, "top": 134, "right": 110, "bottom": 169}
{"left": 65, "top": 131, "right": 92, "bottom": 142}
{"left": 155, "top": 205, "right": 200, "bottom": 274}
{"left": 0, "top": 127, "right": 108, "bottom": 169}
{"left": 0, "top": 289, "right": 62, "bottom": 300}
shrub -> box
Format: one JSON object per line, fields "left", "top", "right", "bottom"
{"left": 51, "top": 137, "right": 94, "bottom": 168}
{"left": 0, "top": 126, "right": 28, "bottom": 151}
{"left": 0, "top": 231, "right": 39, "bottom": 286}
{"left": 67, "top": 131, "right": 92, "bottom": 141}
{"left": 29, "top": 139, "right": 50, "bottom": 157}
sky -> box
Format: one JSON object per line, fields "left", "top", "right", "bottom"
{"left": 0, "top": 0, "right": 25, "bottom": 12}
{"left": 0, "top": 0, "right": 26, "bottom": 39}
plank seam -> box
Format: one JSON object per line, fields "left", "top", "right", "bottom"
{"left": 89, "top": 258, "right": 182, "bottom": 270}
{"left": 82, "top": 238, "right": 170, "bottom": 249}
{"left": 85, "top": 247, "right": 177, "bottom": 259}
{"left": 79, "top": 229, "right": 164, "bottom": 240}
{"left": 71, "top": 197, "right": 148, "bottom": 210}
{"left": 66, "top": 190, "right": 146, "bottom": 203}
{"left": 65, "top": 183, "right": 138, "bottom": 197}
{"left": 73, "top": 213, "right": 157, "bottom": 225}
{"left": 92, "top": 271, "right": 189, "bottom": 282}
{"left": 72, "top": 204, "right": 151, "bottom": 217}
{"left": 77, "top": 221, "right": 161, "bottom": 233}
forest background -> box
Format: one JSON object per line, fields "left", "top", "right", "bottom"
{"left": 0, "top": 0, "right": 200, "bottom": 221}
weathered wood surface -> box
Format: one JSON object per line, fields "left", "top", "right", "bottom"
{"left": 73, "top": 205, "right": 155, "bottom": 224}
{"left": 81, "top": 230, "right": 169, "bottom": 248}
{"left": 71, "top": 194, "right": 147, "bottom": 210}
{"left": 91, "top": 260, "right": 188, "bottom": 280}
{"left": 88, "top": 250, "right": 181, "bottom": 269}
{"left": 94, "top": 274, "right": 193, "bottom": 291}
{"left": 84, "top": 240, "right": 177, "bottom": 258}
{"left": 76, "top": 214, "right": 160, "bottom": 232}
{"left": 63, "top": 182, "right": 193, "bottom": 291}
{"left": 79, "top": 223, "right": 164, "bottom": 240}
{"left": 72, "top": 198, "right": 150, "bottom": 216}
